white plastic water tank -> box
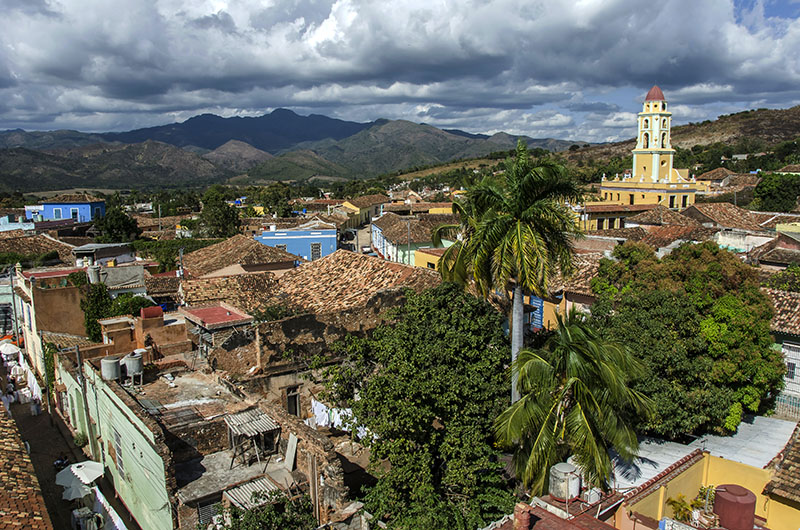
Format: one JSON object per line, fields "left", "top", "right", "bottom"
{"left": 100, "top": 357, "right": 121, "bottom": 381}
{"left": 549, "top": 462, "right": 580, "bottom": 501}
{"left": 567, "top": 455, "right": 585, "bottom": 490}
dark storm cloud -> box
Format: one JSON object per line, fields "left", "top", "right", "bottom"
{"left": 0, "top": 0, "right": 798, "bottom": 141}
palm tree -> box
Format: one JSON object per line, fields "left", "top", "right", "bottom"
{"left": 494, "top": 310, "right": 652, "bottom": 493}
{"left": 434, "top": 140, "right": 582, "bottom": 401}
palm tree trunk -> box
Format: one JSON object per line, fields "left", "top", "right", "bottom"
{"left": 511, "top": 284, "right": 523, "bottom": 403}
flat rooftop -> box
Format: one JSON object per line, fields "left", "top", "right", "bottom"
{"left": 175, "top": 450, "right": 293, "bottom": 504}
{"left": 613, "top": 416, "right": 797, "bottom": 492}
{"left": 132, "top": 370, "right": 247, "bottom": 421}
{"left": 180, "top": 304, "right": 253, "bottom": 329}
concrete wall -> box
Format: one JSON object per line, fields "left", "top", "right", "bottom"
{"left": 33, "top": 285, "right": 85, "bottom": 335}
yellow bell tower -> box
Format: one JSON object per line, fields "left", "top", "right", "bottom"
{"left": 632, "top": 85, "right": 676, "bottom": 182}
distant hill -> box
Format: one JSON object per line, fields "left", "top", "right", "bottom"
{"left": 238, "top": 149, "right": 350, "bottom": 184}
{"left": 566, "top": 106, "right": 800, "bottom": 164}
{"left": 0, "top": 140, "right": 229, "bottom": 192}
{"left": 101, "top": 109, "right": 373, "bottom": 152}
{"left": 202, "top": 140, "right": 273, "bottom": 172}
{"left": 244, "top": 120, "right": 585, "bottom": 181}
{"left": 0, "top": 129, "right": 108, "bottom": 150}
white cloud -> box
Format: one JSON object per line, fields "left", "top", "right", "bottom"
{"left": 0, "top": 0, "right": 798, "bottom": 142}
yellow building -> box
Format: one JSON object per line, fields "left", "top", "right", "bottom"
{"left": 598, "top": 86, "right": 704, "bottom": 210}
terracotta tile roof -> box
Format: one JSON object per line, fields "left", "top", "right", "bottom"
{"left": 778, "top": 165, "right": 800, "bottom": 173}
{"left": 182, "top": 234, "right": 301, "bottom": 278}
{"left": 765, "top": 289, "right": 800, "bottom": 336}
{"left": 373, "top": 213, "right": 458, "bottom": 245}
{"left": 584, "top": 204, "right": 658, "bottom": 214}
{"left": 586, "top": 227, "right": 648, "bottom": 241}
{"left": 41, "top": 192, "right": 101, "bottom": 203}
{"left": 683, "top": 203, "right": 764, "bottom": 231}
{"left": 344, "top": 194, "right": 388, "bottom": 209}
{"left": 748, "top": 234, "right": 800, "bottom": 266}
{"left": 41, "top": 331, "right": 98, "bottom": 350}
{"left": 0, "top": 229, "right": 29, "bottom": 240}
{"left": 132, "top": 214, "right": 191, "bottom": 230}
{"left": 416, "top": 247, "right": 448, "bottom": 258}
{"left": 277, "top": 249, "right": 441, "bottom": 314}
{"left": 551, "top": 253, "right": 604, "bottom": 296}
{"left": 0, "top": 233, "right": 74, "bottom": 263}
{"left": 383, "top": 202, "right": 454, "bottom": 213}
{"left": 639, "top": 225, "right": 719, "bottom": 249}
{"left": 750, "top": 212, "right": 800, "bottom": 230}
{"left": 145, "top": 273, "right": 181, "bottom": 296}
{"left": 697, "top": 167, "right": 735, "bottom": 181}
{"left": 763, "top": 423, "right": 800, "bottom": 503}
{"left": 0, "top": 415, "right": 54, "bottom": 529}
{"left": 180, "top": 272, "right": 280, "bottom": 314}
{"left": 625, "top": 205, "right": 701, "bottom": 227}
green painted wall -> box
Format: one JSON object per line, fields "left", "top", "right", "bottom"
{"left": 57, "top": 359, "right": 174, "bottom": 529}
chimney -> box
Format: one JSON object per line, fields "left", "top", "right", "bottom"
{"left": 514, "top": 503, "right": 533, "bottom": 530}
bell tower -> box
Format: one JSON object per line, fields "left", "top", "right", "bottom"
{"left": 632, "top": 85, "right": 675, "bottom": 183}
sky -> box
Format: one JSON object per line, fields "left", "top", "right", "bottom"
{"left": 1, "top": 0, "right": 799, "bottom": 143}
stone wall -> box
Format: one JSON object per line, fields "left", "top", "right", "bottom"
{"left": 209, "top": 289, "right": 406, "bottom": 375}
{"left": 256, "top": 399, "right": 348, "bottom": 524}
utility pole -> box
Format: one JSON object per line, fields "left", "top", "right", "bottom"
{"left": 37, "top": 331, "right": 53, "bottom": 426}
{"left": 158, "top": 203, "right": 162, "bottom": 231}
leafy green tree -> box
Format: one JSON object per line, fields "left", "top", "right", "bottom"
{"left": 94, "top": 207, "right": 141, "bottom": 243}
{"left": 257, "top": 183, "right": 293, "bottom": 217}
{"left": 494, "top": 310, "right": 651, "bottom": 494}
{"left": 200, "top": 196, "right": 241, "bottom": 238}
{"left": 751, "top": 172, "right": 800, "bottom": 212}
{"left": 318, "top": 284, "right": 515, "bottom": 528}
{"left": 435, "top": 140, "right": 582, "bottom": 401}
{"left": 110, "top": 294, "right": 155, "bottom": 318}
{"left": 764, "top": 264, "right": 800, "bottom": 292}
{"left": 80, "top": 283, "right": 112, "bottom": 342}
{"left": 213, "top": 491, "right": 316, "bottom": 530}
{"left": 591, "top": 241, "right": 785, "bottom": 437}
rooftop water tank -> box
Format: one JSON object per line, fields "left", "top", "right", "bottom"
{"left": 549, "top": 462, "right": 580, "bottom": 501}
{"left": 100, "top": 357, "right": 121, "bottom": 381}
{"left": 125, "top": 349, "right": 145, "bottom": 376}
{"left": 714, "top": 484, "right": 756, "bottom": 530}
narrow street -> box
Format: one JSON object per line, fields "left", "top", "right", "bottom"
{"left": 3, "top": 362, "right": 141, "bottom": 530}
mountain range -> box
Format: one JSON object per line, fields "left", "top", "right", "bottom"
{"left": 0, "top": 109, "right": 581, "bottom": 191}
{"left": 3, "top": 104, "right": 799, "bottom": 193}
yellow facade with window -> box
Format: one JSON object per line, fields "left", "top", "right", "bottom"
{"left": 597, "top": 86, "right": 704, "bottom": 211}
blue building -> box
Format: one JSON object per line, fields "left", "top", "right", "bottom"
{"left": 25, "top": 193, "right": 105, "bottom": 222}
{"left": 254, "top": 219, "right": 337, "bottom": 261}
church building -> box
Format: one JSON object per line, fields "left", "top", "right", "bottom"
{"left": 583, "top": 86, "right": 705, "bottom": 230}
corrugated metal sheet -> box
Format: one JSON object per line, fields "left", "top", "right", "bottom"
{"left": 224, "top": 409, "right": 280, "bottom": 437}
{"left": 223, "top": 476, "right": 279, "bottom": 510}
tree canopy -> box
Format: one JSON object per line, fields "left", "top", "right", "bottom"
{"left": 591, "top": 241, "right": 785, "bottom": 437}
{"left": 495, "top": 310, "right": 651, "bottom": 494}
{"left": 94, "top": 207, "right": 141, "bottom": 243}
{"left": 317, "top": 284, "right": 515, "bottom": 529}
{"left": 200, "top": 194, "right": 241, "bottom": 238}
{"left": 763, "top": 264, "right": 800, "bottom": 292}
{"left": 214, "top": 491, "right": 315, "bottom": 530}
{"left": 79, "top": 284, "right": 156, "bottom": 341}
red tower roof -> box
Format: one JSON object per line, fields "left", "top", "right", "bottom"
{"left": 645, "top": 85, "right": 665, "bottom": 101}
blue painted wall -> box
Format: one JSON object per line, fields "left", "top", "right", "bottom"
{"left": 255, "top": 228, "right": 338, "bottom": 261}
{"left": 26, "top": 200, "right": 105, "bottom": 222}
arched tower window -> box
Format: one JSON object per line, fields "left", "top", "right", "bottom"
{"left": 662, "top": 132, "right": 667, "bottom": 147}
{"left": 662, "top": 118, "right": 667, "bottom": 128}
{"left": 643, "top": 118, "right": 649, "bottom": 129}
{"left": 663, "top": 102, "right": 667, "bottom": 111}
{"left": 643, "top": 132, "right": 649, "bottom": 148}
